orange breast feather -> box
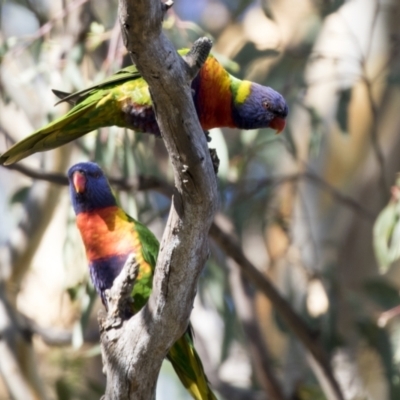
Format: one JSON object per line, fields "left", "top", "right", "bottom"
{"left": 197, "top": 57, "right": 234, "bottom": 130}
{"left": 76, "top": 206, "right": 142, "bottom": 262}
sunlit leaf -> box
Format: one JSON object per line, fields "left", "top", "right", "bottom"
{"left": 9, "top": 185, "right": 30, "bottom": 204}
{"left": 374, "top": 180, "right": 400, "bottom": 273}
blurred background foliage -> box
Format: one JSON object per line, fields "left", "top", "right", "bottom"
{"left": 1, "top": 0, "right": 400, "bottom": 399}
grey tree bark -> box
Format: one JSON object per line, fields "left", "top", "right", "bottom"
{"left": 98, "top": 1, "right": 218, "bottom": 399}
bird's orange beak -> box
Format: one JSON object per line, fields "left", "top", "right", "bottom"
{"left": 270, "top": 116, "right": 286, "bottom": 134}
{"left": 73, "top": 171, "right": 86, "bottom": 193}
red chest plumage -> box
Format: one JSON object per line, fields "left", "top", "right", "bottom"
{"left": 76, "top": 206, "right": 135, "bottom": 261}
{"left": 197, "top": 57, "right": 235, "bottom": 130}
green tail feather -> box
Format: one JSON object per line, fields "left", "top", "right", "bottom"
{"left": 168, "top": 331, "right": 217, "bottom": 400}
{"left": 0, "top": 102, "right": 98, "bottom": 165}
{"left": 0, "top": 65, "right": 144, "bottom": 166}
{"left": 134, "top": 219, "right": 217, "bottom": 399}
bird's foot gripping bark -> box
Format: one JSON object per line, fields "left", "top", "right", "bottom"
{"left": 100, "top": 254, "right": 139, "bottom": 331}
{"left": 203, "top": 130, "right": 212, "bottom": 143}
{"left": 209, "top": 148, "right": 220, "bottom": 175}
{"left": 203, "top": 131, "right": 219, "bottom": 173}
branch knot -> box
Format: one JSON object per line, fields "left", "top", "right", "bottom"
{"left": 100, "top": 255, "right": 140, "bottom": 332}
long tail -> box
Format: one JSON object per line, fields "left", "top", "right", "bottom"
{"left": 0, "top": 101, "right": 97, "bottom": 165}
{"left": 0, "top": 66, "right": 148, "bottom": 166}
{"left": 168, "top": 331, "right": 217, "bottom": 400}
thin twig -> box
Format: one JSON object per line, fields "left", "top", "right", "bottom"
{"left": 3, "top": 163, "right": 374, "bottom": 220}
{"left": 23, "top": 318, "right": 100, "bottom": 346}
{"left": 303, "top": 171, "right": 376, "bottom": 220}
{"left": 230, "top": 170, "right": 375, "bottom": 221}
{"left": 3, "top": 163, "right": 173, "bottom": 197}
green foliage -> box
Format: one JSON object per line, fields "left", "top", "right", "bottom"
{"left": 9, "top": 185, "right": 30, "bottom": 204}
{"left": 295, "top": 384, "right": 327, "bottom": 400}
{"left": 364, "top": 278, "right": 400, "bottom": 310}
{"left": 374, "top": 179, "right": 400, "bottom": 273}
{"left": 357, "top": 318, "right": 400, "bottom": 400}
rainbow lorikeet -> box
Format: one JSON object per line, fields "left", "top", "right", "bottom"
{"left": 68, "top": 161, "right": 217, "bottom": 400}
{"left": 0, "top": 49, "right": 288, "bottom": 165}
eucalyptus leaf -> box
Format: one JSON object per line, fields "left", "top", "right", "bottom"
{"left": 374, "top": 190, "right": 400, "bottom": 273}
{"left": 9, "top": 185, "right": 30, "bottom": 204}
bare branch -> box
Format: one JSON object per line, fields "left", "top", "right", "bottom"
{"left": 303, "top": 171, "right": 376, "bottom": 221}
{"left": 95, "top": 0, "right": 218, "bottom": 398}
{"left": 101, "top": 255, "right": 140, "bottom": 329}
{"left": 23, "top": 318, "right": 99, "bottom": 347}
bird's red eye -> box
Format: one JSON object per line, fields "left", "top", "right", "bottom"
{"left": 262, "top": 101, "right": 270, "bottom": 109}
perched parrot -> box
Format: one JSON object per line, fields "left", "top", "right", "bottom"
{"left": 1, "top": 49, "right": 288, "bottom": 165}
{"left": 68, "top": 161, "right": 217, "bottom": 400}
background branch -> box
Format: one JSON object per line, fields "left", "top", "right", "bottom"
{"left": 3, "top": 163, "right": 373, "bottom": 220}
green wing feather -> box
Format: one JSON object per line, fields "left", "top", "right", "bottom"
{"left": 0, "top": 48, "right": 202, "bottom": 166}
{"left": 53, "top": 65, "right": 141, "bottom": 106}
{"left": 134, "top": 218, "right": 159, "bottom": 268}
{"left": 0, "top": 66, "right": 148, "bottom": 165}
{"left": 129, "top": 217, "right": 159, "bottom": 311}
{"left": 126, "top": 214, "right": 217, "bottom": 400}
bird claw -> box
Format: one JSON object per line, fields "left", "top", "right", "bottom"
{"left": 209, "top": 148, "right": 219, "bottom": 175}
{"left": 204, "top": 130, "right": 212, "bottom": 143}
